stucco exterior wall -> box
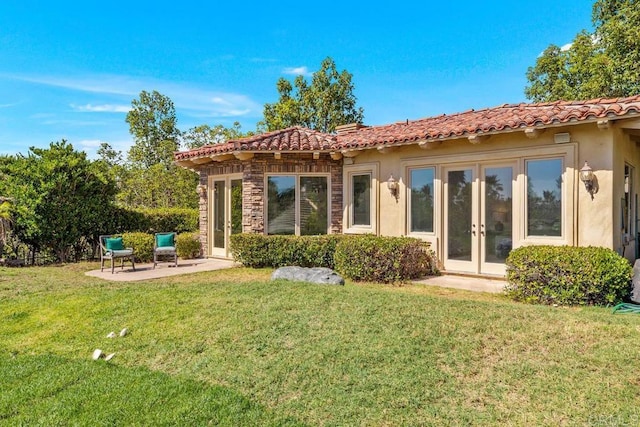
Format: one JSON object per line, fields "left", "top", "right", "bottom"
{"left": 341, "top": 121, "right": 634, "bottom": 270}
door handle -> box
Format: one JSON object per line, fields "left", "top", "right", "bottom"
{"left": 480, "top": 224, "right": 485, "bottom": 236}
{"left": 472, "top": 224, "right": 476, "bottom": 236}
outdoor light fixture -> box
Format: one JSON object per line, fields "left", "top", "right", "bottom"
{"left": 579, "top": 161, "right": 597, "bottom": 199}
{"left": 196, "top": 184, "right": 207, "bottom": 197}
{"left": 387, "top": 175, "right": 399, "bottom": 199}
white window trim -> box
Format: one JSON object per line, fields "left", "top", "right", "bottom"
{"left": 343, "top": 163, "right": 378, "bottom": 234}
{"left": 264, "top": 173, "right": 331, "bottom": 236}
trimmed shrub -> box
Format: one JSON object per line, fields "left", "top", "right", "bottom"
{"left": 334, "top": 235, "right": 438, "bottom": 283}
{"left": 108, "top": 207, "right": 198, "bottom": 234}
{"left": 505, "top": 245, "right": 632, "bottom": 306}
{"left": 122, "top": 232, "right": 154, "bottom": 263}
{"left": 229, "top": 234, "right": 344, "bottom": 269}
{"left": 176, "top": 232, "right": 201, "bottom": 259}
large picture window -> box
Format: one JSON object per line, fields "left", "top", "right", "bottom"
{"left": 267, "top": 175, "right": 329, "bottom": 235}
{"left": 526, "top": 158, "right": 562, "bottom": 237}
{"left": 409, "top": 167, "right": 435, "bottom": 233}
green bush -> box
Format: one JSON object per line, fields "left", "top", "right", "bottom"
{"left": 176, "top": 232, "right": 201, "bottom": 259}
{"left": 505, "top": 245, "right": 632, "bottom": 306}
{"left": 122, "top": 232, "right": 154, "bottom": 263}
{"left": 334, "top": 235, "right": 438, "bottom": 283}
{"left": 108, "top": 207, "right": 198, "bottom": 234}
{"left": 230, "top": 234, "right": 344, "bottom": 269}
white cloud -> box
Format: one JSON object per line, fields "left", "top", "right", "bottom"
{"left": 71, "top": 104, "right": 131, "bottom": 113}
{"left": 283, "top": 66, "right": 311, "bottom": 76}
{"left": 78, "top": 139, "right": 104, "bottom": 148}
{"left": 2, "top": 72, "right": 263, "bottom": 120}
{"left": 560, "top": 43, "right": 572, "bottom": 52}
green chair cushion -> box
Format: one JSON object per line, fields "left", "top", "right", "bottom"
{"left": 156, "top": 233, "right": 175, "bottom": 247}
{"left": 105, "top": 237, "right": 124, "bottom": 251}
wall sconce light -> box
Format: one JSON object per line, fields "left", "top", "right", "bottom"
{"left": 196, "top": 184, "right": 207, "bottom": 197}
{"left": 579, "top": 161, "right": 597, "bottom": 199}
{"left": 387, "top": 175, "right": 399, "bottom": 199}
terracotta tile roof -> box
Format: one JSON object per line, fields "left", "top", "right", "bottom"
{"left": 174, "top": 95, "right": 640, "bottom": 161}
{"left": 174, "top": 126, "right": 337, "bottom": 160}
{"left": 336, "top": 95, "right": 640, "bottom": 149}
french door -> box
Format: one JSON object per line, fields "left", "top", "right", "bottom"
{"left": 444, "top": 163, "right": 514, "bottom": 275}
{"left": 211, "top": 175, "right": 243, "bottom": 258}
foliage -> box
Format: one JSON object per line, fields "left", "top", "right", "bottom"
{"left": 122, "top": 232, "right": 154, "bottom": 263}
{"left": 176, "top": 232, "right": 202, "bottom": 259}
{"left": 525, "top": 0, "right": 640, "bottom": 101}
{"left": 505, "top": 245, "right": 632, "bottom": 305}
{"left": 0, "top": 199, "right": 11, "bottom": 258}
{"left": 230, "top": 234, "right": 344, "bottom": 269}
{"left": 261, "top": 57, "right": 364, "bottom": 133}
{"left": 334, "top": 235, "right": 438, "bottom": 283}
{"left": 181, "top": 122, "right": 253, "bottom": 149}
{"left": 0, "top": 141, "right": 117, "bottom": 263}
{"left": 126, "top": 90, "right": 180, "bottom": 169}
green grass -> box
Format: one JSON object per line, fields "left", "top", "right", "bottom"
{"left": 1, "top": 263, "right": 640, "bottom": 425}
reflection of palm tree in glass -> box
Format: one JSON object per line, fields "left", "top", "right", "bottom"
{"left": 448, "top": 170, "right": 472, "bottom": 260}
{"left": 411, "top": 184, "right": 433, "bottom": 232}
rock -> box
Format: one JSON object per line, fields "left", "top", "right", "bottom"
{"left": 631, "top": 259, "right": 640, "bottom": 303}
{"left": 106, "top": 331, "right": 116, "bottom": 338}
{"left": 119, "top": 328, "right": 128, "bottom": 337}
{"left": 271, "top": 266, "right": 344, "bottom": 286}
{"left": 104, "top": 353, "right": 115, "bottom": 361}
{"left": 92, "top": 349, "right": 103, "bottom": 360}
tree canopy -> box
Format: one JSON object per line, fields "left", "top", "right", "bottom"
{"left": 126, "top": 90, "right": 180, "bottom": 169}
{"left": 0, "top": 141, "right": 117, "bottom": 262}
{"left": 261, "top": 57, "right": 364, "bottom": 133}
{"left": 525, "top": 0, "right": 640, "bottom": 102}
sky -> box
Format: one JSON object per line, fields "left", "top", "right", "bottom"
{"left": 0, "top": 1, "right": 595, "bottom": 159}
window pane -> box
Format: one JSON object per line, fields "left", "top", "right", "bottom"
{"left": 485, "top": 167, "right": 513, "bottom": 262}
{"left": 527, "top": 159, "right": 562, "bottom": 236}
{"left": 300, "top": 177, "right": 328, "bottom": 235}
{"left": 230, "top": 179, "right": 243, "bottom": 235}
{"left": 213, "top": 180, "right": 225, "bottom": 248}
{"left": 267, "top": 176, "right": 295, "bottom": 235}
{"left": 410, "top": 168, "right": 434, "bottom": 232}
{"left": 352, "top": 174, "right": 371, "bottom": 226}
{"left": 447, "top": 170, "right": 473, "bottom": 261}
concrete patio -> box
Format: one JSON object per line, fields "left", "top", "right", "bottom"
{"left": 85, "top": 257, "right": 505, "bottom": 293}
{"left": 85, "top": 258, "right": 237, "bottom": 282}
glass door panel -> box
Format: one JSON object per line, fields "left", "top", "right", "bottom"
{"left": 230, "top": 179, "right": 243, "bottom": 236}
{"left": 445, "top": 168, "right": 477, "bottom": 272}
{"left": 482, "top": 166, "right": 513, "bottom": 272}
{"left": 213, "top": 180, "right": 225, "bottom": 250}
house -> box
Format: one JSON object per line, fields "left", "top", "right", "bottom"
{"left": 174, "top": 95, "right": 640, "bottom": 276}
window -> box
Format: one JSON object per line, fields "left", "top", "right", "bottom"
{"left": 352, "top": 174, "right": 371, "bottom": 226}
{"left": 409, "top": 167, "right": 435, "bottom": 233}
{"left": 266, "top": 175, "right": 329, "bottom": 235}
{"left": 526, "top": 158, "right": 562, "bottom": 237}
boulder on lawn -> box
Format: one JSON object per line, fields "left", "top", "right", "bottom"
{"left": 271, "top": 266, "right": 345, "bottom": 286}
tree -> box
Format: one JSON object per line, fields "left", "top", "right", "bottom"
{"left": 525, "top": 0, "right": 640, "bottom": 101}
{"left": 0, "top": 141, "right": 118, "bottom": 263}
{"left": 122, "top": 90, "right": 198, "bottom": 209}
{"left": 261, "top": 57, "right": 364, "bottom": 133}
{"left": 126, "top": 90, "right": 180, "bottom": 169}
{"left": 181, "top": 122, "right": 250, "bottom": 149}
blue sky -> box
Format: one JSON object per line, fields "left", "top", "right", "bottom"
{"left": 0, "top": 1, "right": 595, "bottom": 159}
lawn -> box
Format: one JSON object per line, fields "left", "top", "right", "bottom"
{"left": 1, "top": 263, "right": 640, "bottom": 426}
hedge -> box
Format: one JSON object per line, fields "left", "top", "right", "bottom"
{"left": 121, "top": 232, "right": 201, "bottom": 263}
{"left": 109, "top": 207, "right": 198, "bottom": 235}
{"left": 505, "top": 245, "right": 632, "bottom": 306}
{"left": 229, "top": 233, "right": 439, "bottom": 283}
{"left": 230, "top": 234, "right": 344, "bottom": 269}
{"left": 334, "top": 235, "right": 438, "bottom": 283}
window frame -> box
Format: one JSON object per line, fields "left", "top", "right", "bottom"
{"left": 264, "top": 173, "right": 331, "bottom": 236}
{"left": 344, "top": 163, "right": 378, "bottom": 234}
{"left": 524, "top": 156, "right": 565, "bottom": 240}
{"left": 407, "top": 166, "right": 436, "bottom": 235}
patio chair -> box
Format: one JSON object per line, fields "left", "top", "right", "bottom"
{"left": 99, "top": 235, "right": 136, "bottom": 274}
{"left": 154, "top": 232, "right": 177, "bottom": 269}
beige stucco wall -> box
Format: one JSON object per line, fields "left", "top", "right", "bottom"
{"left": 342, "top": 120, "right": 637, "bottom": 269}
